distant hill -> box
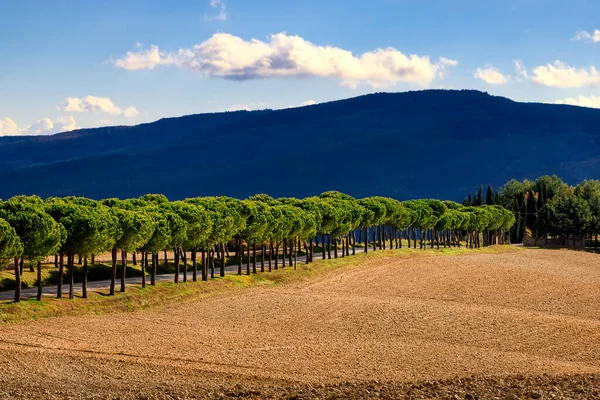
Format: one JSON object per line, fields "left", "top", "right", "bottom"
{"left": 0, "top": 90, "right": 598, "bottom": 201}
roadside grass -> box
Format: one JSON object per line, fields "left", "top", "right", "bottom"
{"left": 0, "top": 245, "right": 523, "bottom": 324}
{"left": 0, "top": 243, "right": 356, "bottom": 291}
{"left": 0, "top": 262, "right": 147, "bottom": 291}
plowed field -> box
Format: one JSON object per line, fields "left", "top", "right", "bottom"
{"left": 1, "top": 249, "right": 599, "bottom": 399}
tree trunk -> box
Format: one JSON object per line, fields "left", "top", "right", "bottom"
{"left": 182, "top": 248, "right": 187, "bottom": 283}
{"left": 371, "top": 226, "right": 376, "bottom": 251}
{"left": 275, "top": 242, "right": 279, "bottom": 270}
{"left": 282, "top": 239, "right": 287, "bottom": 267}
{"left": 192, "top": 249, "right": 197, "bottom": 282}
{"left": 174, "top": 247, "right": 180, "bottom": 284}
{"left": 289, "top": 239, "right": 293, "bottom": 267}
{"left": 364, "top": 227, "right": 369, "bottom": 254}
{"left": 334, "top": 238, "right": 338, "bottom": 258}
{"left": 82, "top": 257, "right": 88, "bottom": 298}
{"left": 132, "top": 252, "right": 137, "bottom": 266}
{"left": 269, "top": 240, "right": 273, "bottom": 271}
{"left": 294, "top": 237, "right": 298, "bottom": 270}
{"left": 109, "top": 248, "right": 116, "bottom": 296}
{"left": 352, "top": 231, "right": 356, "bottom": 255}
{"left": 13, "top": 257, "right": 20, "bottom": 302}
{"left": 141, "top": 252, "right": 147, "bottom": 289}
{"left": 164, "top": 249, "right": 168, "bottom": 266}
{"left": 121, "top": 251, "right": 127, "bottom": 292}
{"left": 19, "top": 258, "right": 23, "bottom": 276}
{"left": 321, "top": 235, "right": 326, "bottom": 259}
{"left": 69, "top": 254, "right": 75, "bottom": 299}
{"left": 220, "top": 243, "right": 225, "bottom": 277}
{"left": 409, "top": 228, "right": 417, "bottom": 249}
{"left": 310, "top": 238, "right": 314, "bottom": 262}
{"left": 252, "top": 243, "right": 257, "bottom": 274}
{"left": 261, "top": 244, "right": 266, "bottom": 273}
{"left": 328, "top": 235, "right": 332, "bottom": 259}
{"left": 36, "top": 260, "right": 43, "bottom": 301}
{"left": 246, "top": 244, "right": 251, "bottom": 275}
{"left": 238, "top": 238, "right": 243, "bottom": 276}
{"left": 151, "top": 253, "right": 157, "bottom": 286}
{"left": 202, "top": 249, "right": 207, "bottom": 281}
{"left": 210, "top": 250, "right": 215, "bottom": 279}
{"left": 54, "top": 254, "right": 58, "bottom": 268}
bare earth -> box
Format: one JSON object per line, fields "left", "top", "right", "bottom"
{"left": 1, "top": 249, "right": 599, "bottom": 399}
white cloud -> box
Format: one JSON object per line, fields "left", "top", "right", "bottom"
{"left": 26, "top": 118, "right": 55, "bottom": 135}
{"left": 474, "top": 65, "right": 509, "bottom": 85}
{"left": 206, "top": 0, "right": 227, "bottom": 21}
{"left": 529, "top": 61, "right": 600, "bottom": 88}
{"left": 61, "top": 96, "right": 139, "bottom": 117}
{"left": 0, "top": 117, "right": 19, "bottom": 136}
{"left": 573, "top": 29, "right": 600, "bottom": 43}
{"left": 112, "top": 32, "right": 457, "bottom": 88}
{"left": 227, "top": 104, "right": 251, "bottom": 112}
{"left": 226, "top": 101, "right": 267, "bottom": 112}
{"left": 55, "top": 116, "right": 77, "bottom": 131}
{"left": 555, "top": 95, "right": 600, "bottom": 109}
{"left": 0, "top": 116, "right": 78, "bottom": 136}
{"left": 514, "top": 60, "right": 600, "bottom": 88}
{"left": 113, "top": 45, "right": 175, "bottom": 70}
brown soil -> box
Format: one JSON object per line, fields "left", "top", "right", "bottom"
{"left": 1, "top": 249, "right": 599, "bottom": 399}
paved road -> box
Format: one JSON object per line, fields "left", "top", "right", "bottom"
{"left": 0, "top": 247, "right": 368, "bottom": 301}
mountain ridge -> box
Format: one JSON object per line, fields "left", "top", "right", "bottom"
{"left": 0, "top": 89, "right": 598, "bottom": 201}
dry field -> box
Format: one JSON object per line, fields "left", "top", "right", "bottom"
{"left": 0, "top": 249, "right": 599, "bottom": 399}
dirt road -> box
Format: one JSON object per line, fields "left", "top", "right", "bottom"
{"left": 0, "top": 249, "right": 599, "bottom": 399}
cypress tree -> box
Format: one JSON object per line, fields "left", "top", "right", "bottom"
{"left": 474, "top": 186, "right": 483, "bottom": 206}
{"left": 525, "top": 190, "right": 538, "bottom": 237}
{"left": 485, "top": 185, "right": 495, "bottom": 205}
{"left": 463, "top": 193, "right": 473, "bottom": 206}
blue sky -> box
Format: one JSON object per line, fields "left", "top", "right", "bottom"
{"left": 1, "top": 0, "right": 599, "bottom": 135}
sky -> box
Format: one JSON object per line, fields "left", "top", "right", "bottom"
{"left": 1, "top": 0, "right": 599, "bottom": 136}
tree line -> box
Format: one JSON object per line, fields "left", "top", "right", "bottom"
{"left": 0, "top": 192, "right": 515, "bottom": 303}
{"left": 464, "top": 176, "right": 600, "bottom": 248}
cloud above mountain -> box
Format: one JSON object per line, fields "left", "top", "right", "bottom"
{"left": 0, "top": 116, "right": 77, "bottom": 136}
{"left": 61, "top": 96, "right": 139, "bottom": 117}
{"left": 112, "top": 32, "right": 458, "bottom": 88}
{"left": 474, "top": 65, "right": 509, "bottom": 85}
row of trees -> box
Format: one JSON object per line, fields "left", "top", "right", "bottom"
{"left": 0, "top": 192, "right": 515, "bottom": 303}
{"left": 465, "top": 176, "right": 600, "bottom": 248}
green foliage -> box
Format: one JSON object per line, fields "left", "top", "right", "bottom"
{"left": 170, "top": 201, "right": 212, "bottom": 250}
{"left": 493, "top": 175, "right": 597, "bottom": 242}
{"left": 0, "top": 218, "right": 23, "bottom": 261}
{"left": 45, "top": 197, "right": 121, "bottom": 257}
{"left": 101, "top": 199, "right": 155, "bottom": 253}
{"left": 241, "top": 199, "right": 273, "bottom": 244}
{"left": 186, "top": 197, "right": 245, "bottom": 247}
{"left": 0, "top": 196, "right": 65, "bottom": 260}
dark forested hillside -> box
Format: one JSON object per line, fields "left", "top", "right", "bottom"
{"left": 0, "top": 90, "right": 598, "bottom": 201}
